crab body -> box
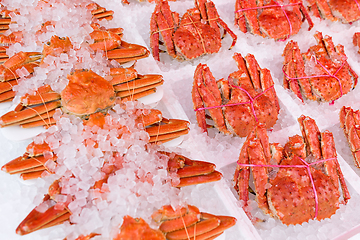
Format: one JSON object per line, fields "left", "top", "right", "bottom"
{"left": 150, "top": 0, "right": 237, "bottom": 61}
{"left": 233, "top": 116, "right": 350, "bottom": 225}
{"left": 192, "top": 52, "right": 280, "bottom": 137}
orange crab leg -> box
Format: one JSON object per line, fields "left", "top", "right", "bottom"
{"left": 321, "top": 130, "right": 350, "bottom": 203}
{"left": 106, "top": 42, "right": 150, "bottom": 61}
{"left": 0, "top": 51, "right": 41, "bottom": 81}
{"left": 176, "top": 171, "right": 222, "bottom": 188}
{"left": 2, "top": 154, "right": 54, "bottom": 174}
{"left": 119, "top": 89, "right": 157, "bottom": 102}
{"left": 116, "top": 83, "right": 162, "bottom": 99}
{"left": 16, "top": 199, "right": 70, "bottom": 235}
{"left": 146, "top": 118, "right": 190, "bottom": 144}
{"left": 176, "top": 159, "right": 216, "bottom": 178}
{"left": 192, "top": 64, "right": 229, "bottom": 134}
{"left": 113, "top": 74, "right": 163, "bottom": 92}
{"left": 0, "top": 89, "right": 15, "bottom": 102}
{"left": 155, "top": 205, "right": 201, "bottom": 233}
{"left": 109, "top": 67, "right": 138, "bottom": 85}
{"left": 165, "top": 214, "right": 220, "bottom": 240}
{"left": 0, "top": 79, "right": 17, "bottom": 93}
{"left": 0, "top": 100, "right": 60, "bottom": 127}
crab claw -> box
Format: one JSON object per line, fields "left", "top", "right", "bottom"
{"left": 106, "top": 41, "right": 150, "bottom": 64}
{"left": 162, "top": 152, "right": 223, "bottom": 187}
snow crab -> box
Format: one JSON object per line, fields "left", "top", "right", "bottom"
{"left": 234, "top": 116, "right": 350, "bottom": 225}
{"left": 150, "top": 0, "right": 237, "bottom": 61}
{"left": 192, "top": 52, "right": 280, "bottom": 137}
{"left": 2, "top": 110, "right": 193, "bottom": 180}
{"left": 340, "top": 106, "right": 360, "bottom": 168}
{"left": 152, "top": 204, "right": 237, "bottom": 239}
{"left": 308, "top": 0, "right": 360, "bottom": 23}
{"left": 0, "top": 68, "right": 164, "bottom": 128}
{"left": 14, "top": 152, "right": 222, "bottom": 235}
{"left": 283, "top": 31, "right": 358, "bottom": 102}
{"left": 235, "top": 0, "right": 314, "bottom": 40}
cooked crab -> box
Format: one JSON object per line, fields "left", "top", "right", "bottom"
{"left": 152, "top": 204, "right": 237, "bottom": 240}
{"left": 283, "top": 31, "right": 358, "bottom": 102}
{"left": 235, "top": 0, "right": 313, "bottom": 40}
{"left": 15, "top": 151, "right": 222, "bottom": 235}
{"left": 308, "top": 0, "right": 360, "bottom": 23}
{"left": 234, "top": 116, "right": 350, "bottom": 225}
{"left": 2, "top": 110, "right": 192, "bottom": 180}
{"left": 150, "top": 0, "right": 237, "bottom": 61}
{"left": 192, "top": 52, "right": 280, "bottom": 137}
{"left": 0, "top": 68, "right": 164, "bottom": 128}
{"left": 339, "top": 106, "right": 360, "bottom": 168}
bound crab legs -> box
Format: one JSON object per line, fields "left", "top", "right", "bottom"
{"left": 234, "top": 116, "right": 350, "bottom": 225}
{"left": 192, "top": 52, "right": 280, "bottom": 137}
{"left": 150, "top": 0, "right": 237, "bottom": 61}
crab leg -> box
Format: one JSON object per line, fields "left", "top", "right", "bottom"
{"left": 150, "top": 0, "right": 178, "bottom": 61}
{"left": 166, "top": 214, "right": 220, "bottom": 240}
{"left": 0, "top": 100, "right": 61, "bottom": 127}
{"left": 153, "top": 205, "right": 236, "bottom": 240}
{"left": 153, "top": 205, "right": 201, "bottom": 233}
{"left": 0, "top": 51, "right": 41, "bottom": 81}
{"left": 340, "top": 106, "right": 360, "bottom": 167}
{"left": 106, "top": 41, "right": 150, "bottom": 63}
{"left": 146, "top": 118, "right": 190, "bottom": 144}
{"left": 114, "top": 74, "right": 164, "bottom": 99}
{"left": 16, "top": 196, "right": 70, "bottom": 235}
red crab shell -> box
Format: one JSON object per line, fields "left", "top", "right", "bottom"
{"left": 61, "top": 69, "right": 116, "bottom": 116}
